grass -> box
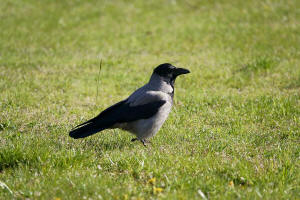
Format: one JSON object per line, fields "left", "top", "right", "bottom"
{"left": 0, "top": 0, "right": 299, "bottom": 199}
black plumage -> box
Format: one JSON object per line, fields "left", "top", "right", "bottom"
{"left": 69, "top": 99, "right": 166, "bottom": 139}
{"left": 69, "top": 63, "right": 190, "bottom": 145}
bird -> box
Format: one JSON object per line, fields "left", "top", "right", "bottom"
{"left": 69, "top": 63, "right": 190, "bottom": 146}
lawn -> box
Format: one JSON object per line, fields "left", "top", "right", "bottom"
{"left": 0, "top": 0, "right": 299, "bottom": 199}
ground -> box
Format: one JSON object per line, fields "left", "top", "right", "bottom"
{"left": 0, "top": 0, "right": 299, "bottom": 199}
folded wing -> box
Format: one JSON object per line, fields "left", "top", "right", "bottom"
{"left": 69, "top": 99, "right": 166, "bottom": 139}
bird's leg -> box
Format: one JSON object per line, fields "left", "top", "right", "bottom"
{"left": 132, "top": 138, "right": 150, "bottom": 147}
{"left": 141, "top": 139, "right": 151, "bottom": 146}
{"left": 141, "top": 139, "right": 147, "bottom": 147}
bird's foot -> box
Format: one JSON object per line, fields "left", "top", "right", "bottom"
{"left": 141, "top": 139, "right": 151, "bottom": 147}
{"left": 131, "top": 138, "right": 151, "bottom": 147}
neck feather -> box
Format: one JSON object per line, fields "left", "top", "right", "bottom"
{"left": 147, "top": 73, "right": 174, "bottom": 95}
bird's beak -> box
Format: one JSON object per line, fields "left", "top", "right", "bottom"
{"left": 174, "top": 67, "right": 190, "bottom": 76}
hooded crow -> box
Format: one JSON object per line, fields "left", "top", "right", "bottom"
{"left": 69, "top": 63, "right": 190, "bottom": 146}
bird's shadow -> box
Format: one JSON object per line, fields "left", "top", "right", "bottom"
{"left": 78, "top": 135, "right": 134, "bottom": 154}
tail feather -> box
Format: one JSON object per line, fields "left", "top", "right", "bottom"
{"left": 69, "top": 122, "right": 106, "bottom": 139}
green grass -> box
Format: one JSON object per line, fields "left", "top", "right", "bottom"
{"left": 1, "top": 0, "right": 299, "bottom": 199}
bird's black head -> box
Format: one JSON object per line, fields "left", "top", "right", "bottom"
{"left": 153, "top": 63, "right": 190, "bottom": 81}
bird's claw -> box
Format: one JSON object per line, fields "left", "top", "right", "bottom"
{"left": 131, "top": 138, "right": 150, "bottom": 147}
{"left": 141, "top": 139, "right": 151, "bottom": 147}
{"left": 141, "top": 139, "right": 147, "bottom": 146}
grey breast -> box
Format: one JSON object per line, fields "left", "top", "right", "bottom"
{"left": 120, "top": 74, "right": 174, "bottom": 139}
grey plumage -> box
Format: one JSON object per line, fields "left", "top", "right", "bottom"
{"left": 69, "top": 63, "right": 190, "bottom": 145}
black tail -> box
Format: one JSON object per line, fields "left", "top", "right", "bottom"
{"left": 69, "top": 100, "right": 127, "bottom": 139}
{"left": 69, "top": 122, "right": 106, "bottom": 139}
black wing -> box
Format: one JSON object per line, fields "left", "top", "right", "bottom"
{"left": 69, "top": 99, "right": 166, "bottom": 139}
